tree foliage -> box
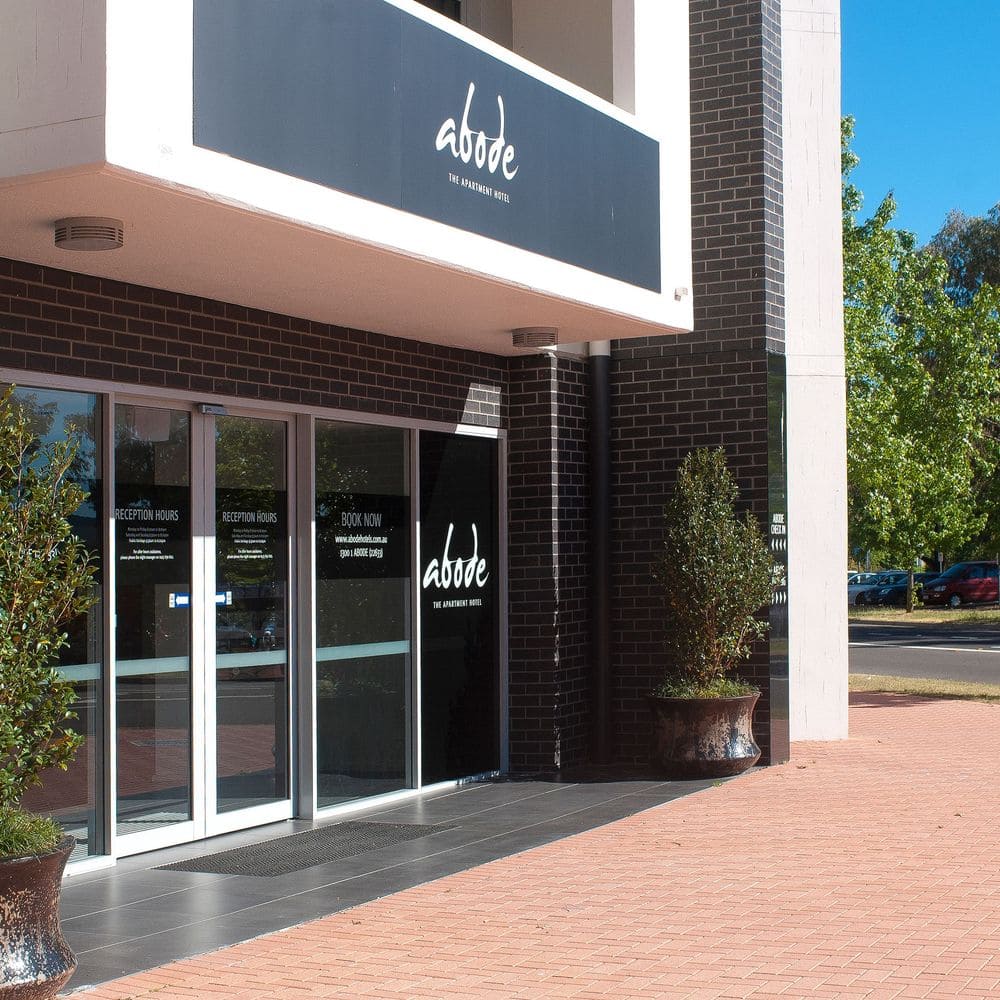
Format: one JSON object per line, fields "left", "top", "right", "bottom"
{"left": 0, "top": 386, "right": 96, "bottom": 815}
{"left": 843, "top": 118, "right": 1000, "bottom": 599}
{"left": 929, "top": 204, "right": 1000, "bottom": 306}
{"left": 652, "top": 448, "right": 774, "bottom": 697}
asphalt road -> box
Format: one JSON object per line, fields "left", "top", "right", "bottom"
{"left": 849, "top": 620, "right": 1000, "bottom": 684}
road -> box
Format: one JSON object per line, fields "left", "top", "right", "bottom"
{"left": 849, "top": 620, "right": 1000, "bottom": 684}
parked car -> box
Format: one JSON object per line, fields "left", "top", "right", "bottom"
{"left": 922, "top": 561, "right": 999, "bottom": 608}
{"left": 847, "top": 572, "right": 880, "bottom": 604}
{"left": 216, "top": 615, "right": 256, "bottom": 653}
{"left": 867, "top": 572, "right": 939, "bottom": 607}
{"left": 848, "top": 570, "right": 906, "bottom": 606}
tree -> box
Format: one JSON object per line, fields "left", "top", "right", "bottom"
{"left": 842, "top": 118, "right": 1000, "bottom": 609}
{"left": 929, "top": 205, "right": 1000, "bottom": 306}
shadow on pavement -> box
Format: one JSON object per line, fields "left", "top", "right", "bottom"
{"left": 849, "top": 690, "right": 979, "bottom": 710}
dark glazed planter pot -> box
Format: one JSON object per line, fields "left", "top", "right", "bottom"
{"left": 648, "top": 692, "right": 761, "bottom": 779}
{"left": 0, "top": 836, "right": 77, "bottom": 1000}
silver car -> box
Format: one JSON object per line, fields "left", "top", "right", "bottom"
{"left": 848, "top": 571, "right": 905, "bottom": 606}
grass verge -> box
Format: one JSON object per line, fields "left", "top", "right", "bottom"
{"left": 849, "top": 606, "right": 1000, "bottom": 625}
{"left": 850, "top": 673, "right": 1000, "bottom": 702}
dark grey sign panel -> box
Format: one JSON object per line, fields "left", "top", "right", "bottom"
{"left": 194, "top": 0, "right": 661, "bottom": 291}
{"left": 419, "top": 432, "right": 499, "bottom": 784}
{"left": 317, "top": 492, "right": 409, "bottom": 580}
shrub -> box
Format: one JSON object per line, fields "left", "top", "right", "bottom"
{"left": 652, "top": 448, "right": 775, "bottom": 697}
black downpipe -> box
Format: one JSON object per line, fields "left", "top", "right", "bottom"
{"left": 590, "top": 350, "right": 612, "bottom": 765}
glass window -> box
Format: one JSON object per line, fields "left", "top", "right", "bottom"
{"left": 13, "top": 387, "right": 104, "bottom": 859}
{"left": 315, "top": 422, "right": 410, "bottom": 807}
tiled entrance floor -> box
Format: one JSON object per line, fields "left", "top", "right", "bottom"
{"left": 62, "top": 774, "right": 715, "bottom": 991}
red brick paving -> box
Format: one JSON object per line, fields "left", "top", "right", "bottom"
{"left": 74, "top": 693, "right": 1000, "bottom": 999}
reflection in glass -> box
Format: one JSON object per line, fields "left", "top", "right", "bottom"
{"left": 13, "top": 387, "right": 103, "bottom": 859}
{"left": 215, "top": 416, "right": 289, "bottom": 813}
{"left": 315, "top": 422, "right": 410, "bottom": 806}
{"left": 114, "top": 406, "right": 192, "bottom": 835}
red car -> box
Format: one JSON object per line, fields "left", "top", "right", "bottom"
{"left": 922, "top": 561, "right": 999, "bottom": 608}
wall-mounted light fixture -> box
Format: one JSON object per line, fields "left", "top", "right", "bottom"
{"left": 511, "top": 326, "right": 559, "bottom": 351}
{"left": 54, "top": 217, "right": 124, "bottom": 251}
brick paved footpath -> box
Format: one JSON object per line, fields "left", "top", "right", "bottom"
{"left": 74, "top": 694, "right": 1000, "bottom": 999}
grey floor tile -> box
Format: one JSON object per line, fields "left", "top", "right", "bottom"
{"left": 62, "top": 775, "right": 710, "bottom": 991}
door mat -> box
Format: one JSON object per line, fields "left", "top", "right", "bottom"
{"left": 156, "top": 821, "right": 453, "bottom": 877}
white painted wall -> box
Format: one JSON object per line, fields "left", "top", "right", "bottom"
{"left": 0, "top": 0, "right": 105, "bottom": 179}
{"left": 782, "top": 0, "right": 848, "bottom": 740}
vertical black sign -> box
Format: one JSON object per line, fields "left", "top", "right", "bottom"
{"left": 767, "top": 352, "right": 790, "bottom": 763}
{"left": 419, "top": 432, "right": 499, "bottom": 783}
{"left": 193, "top": 0, "right": 661, "bottom": 291}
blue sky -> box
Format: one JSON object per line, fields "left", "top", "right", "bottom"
{"left": 841, "top": 0, "right": 999, "bottom": 244}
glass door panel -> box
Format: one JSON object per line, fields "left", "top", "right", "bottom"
{"left": 314, "top": 422, "right": 410, "bottom": 807}
{"left": 13, "top": 387, "right": 104, "bottom": 860}
{"left": 114, "top": 405, "right": 192, "bottom": 836}
{"left": 214, "top": 415, "right": 290, "bottom": 814}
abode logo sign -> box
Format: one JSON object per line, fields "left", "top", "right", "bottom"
{"left": 422, "top": 522, "right": 490, "bottom": 609}
{"left": 436, "top": 82, "right": 518, "bottom": 205}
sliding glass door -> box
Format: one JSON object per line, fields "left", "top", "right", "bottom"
{"left": 113, "top": 405, "right": 294, "bottom": 853}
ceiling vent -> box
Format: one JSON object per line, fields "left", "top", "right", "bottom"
{"left": 54, "top": 217, "right": 124, "bottom": 252}
{"left": 511, "top": 326, "right": 559, "bottom": 351}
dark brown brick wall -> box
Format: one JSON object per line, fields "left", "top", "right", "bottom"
{"left": 609, "top": 0, "right": 786, "bottom": 765}
{"left": 506, "top": 353, "right": 591, "bottom": 772}
{"left": 552, "top": 358, "right": 592, "bottom": 765}
{"left": 610, "top": 342, "right": 771, "bottom": 763}
{"left": 0, "top": 257, "right": 504, "bottom": 427}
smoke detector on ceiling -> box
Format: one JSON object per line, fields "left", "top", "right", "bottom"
{"left": 511, "top": 327, "right": 559, "bottom": 351}
{"left": 54, "top": 217, "right": 124, "bottom": 252}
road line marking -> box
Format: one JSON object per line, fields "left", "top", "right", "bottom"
{"left": 850, "top": 642, "right": 1000, "bottom": 654}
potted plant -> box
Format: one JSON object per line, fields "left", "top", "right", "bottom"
{"left": 648, "top": 448, "right": 775, "bottom": 779}
{"left": 0, "top": 387, "right": 97, "bottom": 999}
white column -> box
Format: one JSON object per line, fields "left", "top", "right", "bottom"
{"left": 782, "top": 0, "right": 849, "bottom": 740}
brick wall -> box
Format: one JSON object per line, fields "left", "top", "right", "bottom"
{"left": 0, "top": 257, "right": 504, "bottom": 428}
{"left": 552, "top": 358, "right": 591, "bottom": 765}
{"left": 506, "top": 352, "right": 591, "bottom": 772}
{"left": 609, "top": 0, "right": 786, "bottom": 765}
